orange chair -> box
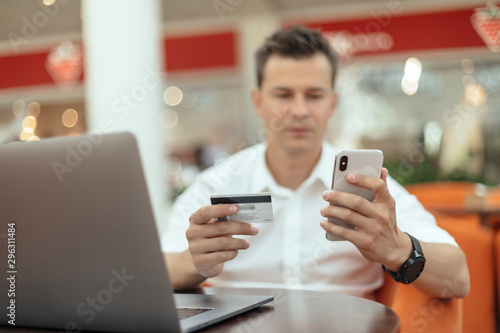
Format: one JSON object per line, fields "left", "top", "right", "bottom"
{"left": 404, "top": 181, "right": 477, "bottom": 218}
{"left": 437, "top": 215, "right": 496, "bottom": 333}
{"left": 495, "top": 231, "right": 500, "bottom": 330}
{"left": 404, "top": 182, "right": 497, "bottom": 333}
{"left": 377, "top": 213, "right": 497, "bottom": 332}
{"left": 487, "top": 187, "right": 500, "bottom": 229}
{"left": 377, "top": 272, "right": 463, "bottom": 332}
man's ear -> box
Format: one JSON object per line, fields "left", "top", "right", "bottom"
{"left": 328, "top": 91, "right": 338, "bottom": 119}
{"left": 251, "top": 88, "right": 264, "bottom": 117}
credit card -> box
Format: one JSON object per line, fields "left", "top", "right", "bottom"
{"left": 210, "top": 192, "right": 273, "bottom": 223}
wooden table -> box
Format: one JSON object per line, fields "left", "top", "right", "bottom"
{"left": 0, "top": 287, "right": 399, "bottom": 333}
{"left": 200, "top": 287, "right": 399, "bottom": 333}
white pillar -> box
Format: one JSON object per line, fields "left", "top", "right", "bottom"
{"left": 82, "top": 0, "right": 166, "bottom": 230}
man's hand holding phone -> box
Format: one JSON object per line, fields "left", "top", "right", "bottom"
{"left": 320, "top": 150, "right": 413, "bottom": 270}
{"left": 186, "top": 204, "right": 259, "bottom": 279}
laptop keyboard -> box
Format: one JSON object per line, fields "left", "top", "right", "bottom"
{"left": 176, "top": 307, "right": 214, "bottom": 320}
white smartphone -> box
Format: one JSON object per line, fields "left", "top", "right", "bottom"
{"left": 326, "top": 149, "right": 384, "bottom": 241}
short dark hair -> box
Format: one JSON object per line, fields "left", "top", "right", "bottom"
{"left": 255, "top": 25, "right": 338, "bottom": 88}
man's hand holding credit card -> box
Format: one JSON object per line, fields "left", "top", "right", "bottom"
{"left": 210, "top": 192, "right": 274, "bottom": 223}
{"left": 183, "top": 193, "right": 273, "bottom": 281}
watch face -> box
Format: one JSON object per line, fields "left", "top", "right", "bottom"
{"left": 403, "top": 258, "right": 425, "bottom": 283}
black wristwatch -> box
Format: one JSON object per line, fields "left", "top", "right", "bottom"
{"left": 383, "top": 233, "right": 426, "bottom": 284}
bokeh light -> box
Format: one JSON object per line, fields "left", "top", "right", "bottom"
{"left": 62, "top": 109, "right": 79, "bottom": 128}
{"left": 159, "top": 109, "right": 179, "bottom": 129}
{"left": 401, "top": 76, "right": 419, "bottom": 96}
{"left": 20, "top": 128, "right": 35, "bottom": 141}
{"left": 26, "top": 102, "right": 41, "bottom": 118}
{"left": 401, "top": 57, "right": 422, "bottom": 96}
{"left": 404, "top": 57, "right": 422, "bottom": 82}
{"left": 22, "top": 116, "right": 37, "bottom": 130}
{"left": 12, "top": 100, "right": 25, "bottom": 117}
{"left": 461, "top": 59, "right": 475, "bottom": 74}
{"left": 163, "top": 86, "right": 183, "bottom": 106}
{"left": 462, "top": 75, "right": 476, "bottom": 87}
{"left": 463, "top": 83, "right": 487, "bottom": 108}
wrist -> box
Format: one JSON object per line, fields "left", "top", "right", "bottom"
{"left": 383, "top": 233, "right": 426, "bottom": 284}
{"left": 383, "top": 231, "right": 413, "bottom": 273}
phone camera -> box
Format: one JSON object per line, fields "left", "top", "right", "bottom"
{"left": 339, "top": 156, "right": 348, "bottom": 171}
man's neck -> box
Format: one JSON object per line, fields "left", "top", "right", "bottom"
{"left": 265, "top": 143, "right": 323, "bottom": 190}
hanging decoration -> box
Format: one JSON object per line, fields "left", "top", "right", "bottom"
{"left": 471, "top": 2, "right": 500, "bottom": 52}
{"left": 45, "top": 41, "right": 83, "bottom": 90}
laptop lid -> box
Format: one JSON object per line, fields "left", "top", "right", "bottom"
{"left": 0, "top": 132, "right": 272, "bottom": 332}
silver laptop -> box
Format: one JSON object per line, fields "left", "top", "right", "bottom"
{"left": 0, "top": 132, "right": 273, "bottom": 332}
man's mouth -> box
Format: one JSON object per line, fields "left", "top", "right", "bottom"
{"left": 287, "top": 127, "right": 311, "bottom": 135}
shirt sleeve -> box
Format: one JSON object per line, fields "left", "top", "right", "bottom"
{"left": 387, "top": 177, "right": 458, "bottom": 247}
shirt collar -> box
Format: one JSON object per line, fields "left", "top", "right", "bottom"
{"left": 299, "top": 142, "right": 336, "bottom": 190}
{"left": 249, "top": 142, "right": 337, "bottom": 193}
{"left": 249, "top": 143, "right": 275, "bottom": 193}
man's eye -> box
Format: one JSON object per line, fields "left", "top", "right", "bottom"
{"left": 308, "top": 95, "right": 323, "bottom": 99}
{"left": 276, "top": 94, "right": 291, "bottom": 99}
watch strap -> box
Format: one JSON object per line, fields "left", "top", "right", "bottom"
{"left": 382, "top": 232, "right": 425, "bottom": 284}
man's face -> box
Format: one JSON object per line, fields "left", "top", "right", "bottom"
{"left": 252, "top": 53, "right": 337, "bottom": 156}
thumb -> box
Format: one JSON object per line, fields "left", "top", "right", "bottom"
{"left": 381, "top": 167, "right": 388, "bottom": 184}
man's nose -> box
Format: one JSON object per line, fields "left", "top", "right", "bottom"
{"left": 289, "top": 95, "right": 308, "bottom": 118}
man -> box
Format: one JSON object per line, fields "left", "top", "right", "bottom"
{"left": 162, "top": 26, "right": 469, "bottom": 300}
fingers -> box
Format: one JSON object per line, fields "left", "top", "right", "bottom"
{"left": 188, "top": 233, "right": 252, "bottom": 278}
{"left": 188, "top": 204, "right": 259, "bottom": 239}
{"left": 322, "top": 190, "right": 373, "bottom": 219}
{"left": 190, "top": 204, "right": 238, "bottom": 225}
{"left": 320, "top": 202, "right": 370, "bottom": 228}
{"left": 186, "top": 220, "right": 258, "bottom": 240}
{"left": 381, "top": 167, "right": 388, "bottom": 183}
{"left": 192, "top": 250, "right": 240, "bottom": 278}
{"left": 194, "top": 251, "right": 239, "bottom": 268}
{"left": 189, "top": 235, "right": 250, "bottom": 255}
{"left": 320, "top": 219, "right": 359, "bottom": 242}
{"left": 323, "top": 171, "right": 391, "bottom": 209}
{"left": 321, "top": 169, "right": 394, "bottom": 230}
{"left": 186, "top": 204, "right": 259, "bottom": 278}
{"left": 345, "top": 172, "right": 388, "bottom": 196}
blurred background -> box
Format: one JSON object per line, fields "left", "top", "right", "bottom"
{"left": 1, "top": 0, "right": 499, "bottom": 229}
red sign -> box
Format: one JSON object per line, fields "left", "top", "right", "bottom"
{"left": 0, "top": 47, "right": 84, "bottom": 91}
{"left": 164, "top": 31, "right": 238, "bottom": 72}
{"left": 296, "top": 7, "right": 488, "bottom": 59}
{"left": 0, "top": 52, "right": 53, "bottom": 90}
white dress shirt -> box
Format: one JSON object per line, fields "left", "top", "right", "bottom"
{"left": 162, "top": 142, "right": 457, "bottom": 299}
